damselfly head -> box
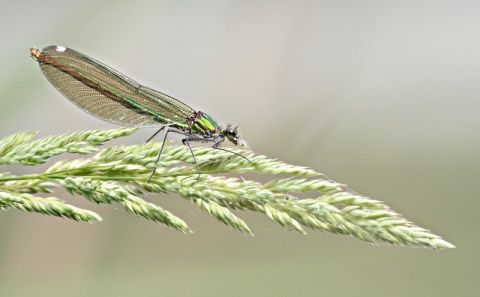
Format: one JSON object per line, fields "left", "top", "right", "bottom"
{"left": 224, "top": 124, "right": 241, "bottom": 145}
{"left": 223, "top": 124, "right": 251, "bottom": 150}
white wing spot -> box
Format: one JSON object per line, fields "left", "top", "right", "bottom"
{"left": 56, "top": 46, "right": 67, "bottom": 52}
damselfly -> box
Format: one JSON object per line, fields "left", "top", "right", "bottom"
{"left": 30, "top": 45, "right": 249, "bottom": 181}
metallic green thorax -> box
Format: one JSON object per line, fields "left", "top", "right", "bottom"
{"left": 30, "top": 45, "right": 231, "bottom": 143}
{"left": 191, "top": 112, "right": 219, "bottom": 135}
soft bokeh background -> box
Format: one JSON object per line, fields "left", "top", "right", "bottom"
{"left": 1, "top": 1, "right": 478, "bottom": 296}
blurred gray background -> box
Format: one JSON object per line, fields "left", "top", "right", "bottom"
{"left": 0, "top": 1, "right": 478, "bottom": 296}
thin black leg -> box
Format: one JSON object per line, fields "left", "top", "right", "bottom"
{"left": 212, "top": 139, "right": 250, "bottom": 163}
{"left": 146, "top": 126, "right": 167, "bottom": 143}
{"left": 148, "top": 127, "right": 173, "bottom": 183}
{"left": 182, "top": 137, "right": 201, "bottom": 181}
